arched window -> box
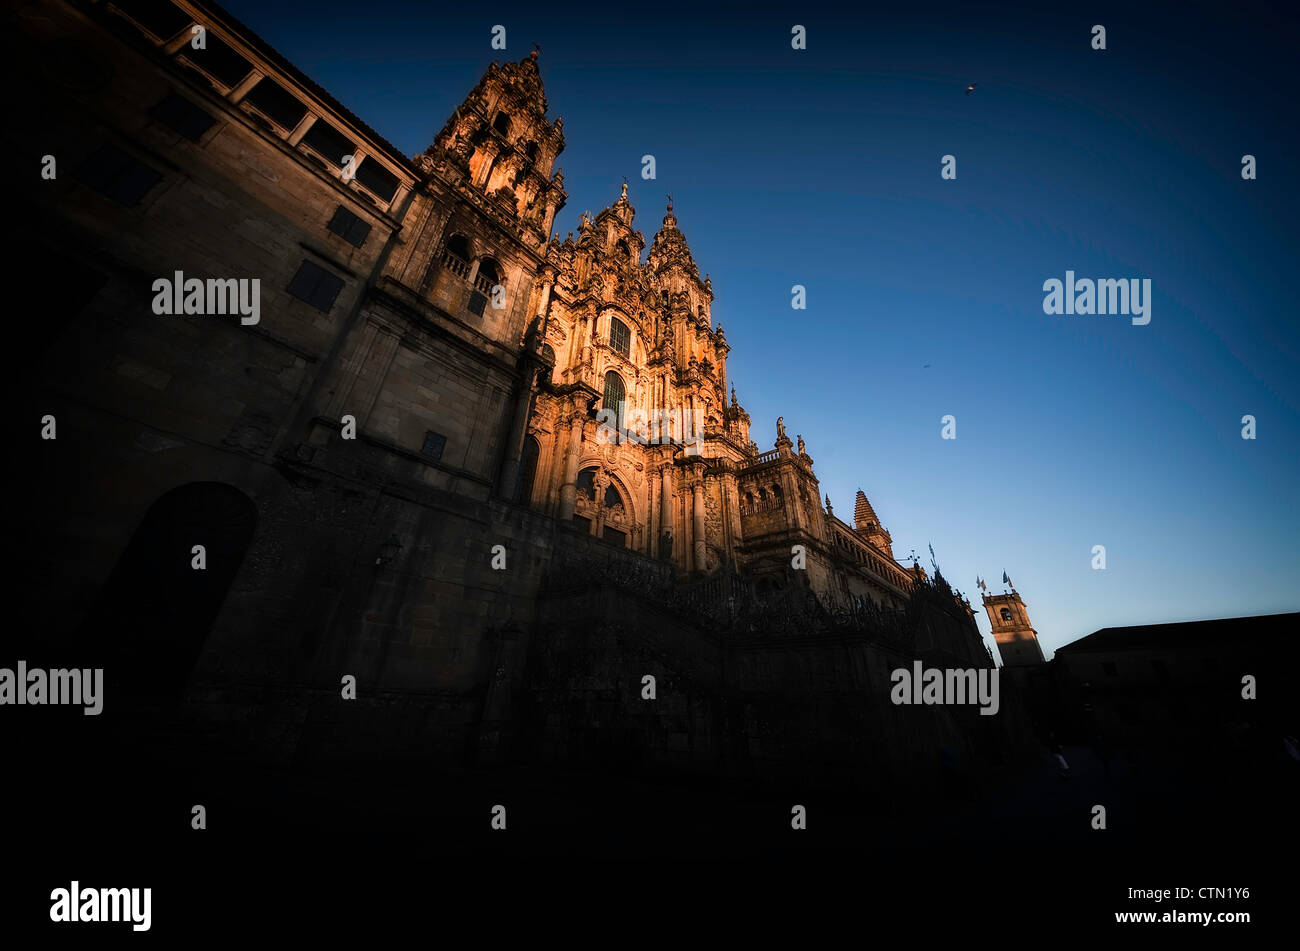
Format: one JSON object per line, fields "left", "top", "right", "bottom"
{"left": 1001, "top": 608, "right": 1013, "bottom": 622}
{"left": 771, "top": 484, "right": 783, "bottom": 499}
{"left": 576, "top": 467, "right": 597, "bottom": 500}
{"left": 493, "top": 112, "right": 511, "bottom": 136}
{"left": 445, "top": 233, "right": 470, "bottom": 262}
{"left": 602, "top": 480, "right": 629, "bottom": 546}
{"left": 608, "top": 316, "right": 630, "bottom": 358}
{"left": 602, "top": 371, "right": 626, "bottom": 426}
{"left": 538, "top": 344, "right": 557, "bottom": 384}
{"left": 476, "top": 257, "right": 503, "bottom": 295}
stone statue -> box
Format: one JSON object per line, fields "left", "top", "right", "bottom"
{"left": 776, "top": 416, "right": 786, "bottom": 440}
{"left": 797, "top": 435, "right": 805, "bottom": 455}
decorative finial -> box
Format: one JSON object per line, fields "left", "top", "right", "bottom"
{"left": 620, "top": 179, "right": 628, "bottom": 200}
{"left": 531, "top": 44, "right": 540, "bottom": 60}
{"left": 666, "top": 192, "right": 673, "bottom": 212}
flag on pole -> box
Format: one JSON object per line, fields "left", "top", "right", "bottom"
{"left": 1002, "top": 571, "right": 1010, "bottom": 585}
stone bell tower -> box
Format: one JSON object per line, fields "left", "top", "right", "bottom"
{"left": 982, "top": 581, "right": 1046, "bottom": 667}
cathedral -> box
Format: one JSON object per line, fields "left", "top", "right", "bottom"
{"left": 417, "top": 49, "right": 922, "bottom": 616}
{"left": 14, "top": 0, "right": 1030, "bottom": 783}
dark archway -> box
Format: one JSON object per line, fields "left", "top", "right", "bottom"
{"left": 82, "top": 482, "right": 256, "bottom": 702}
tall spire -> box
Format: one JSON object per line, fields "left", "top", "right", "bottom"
{"left": 854, "top": 489, "right": 878, "bottom": 529}
{"left": 647, "top": 198, "right": 698, "bottom": 278}
{"left": 854, "top": 490, "right": 894, "bottom": 557}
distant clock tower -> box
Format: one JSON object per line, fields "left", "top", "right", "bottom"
{"left": 983, "top": 586, "right": 1045, "bottom": 667}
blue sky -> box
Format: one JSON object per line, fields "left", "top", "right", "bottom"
{"left": 221, "top": 0, "right": 1300, "bottom": 658}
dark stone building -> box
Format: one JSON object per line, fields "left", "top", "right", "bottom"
{"left": 1050, "top": 612, "right": 1300, "bottom": 754}
{"left": 12, "top": 0, "right": 1033, "bottom": 795}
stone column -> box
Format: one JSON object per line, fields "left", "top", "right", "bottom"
{"left": 659, "top": 454, "right": 675, "bottom": 553}
{"left": 719, "top": 463, "right": 741, "bottom": 562}
{"left": 286, "top": 113, "right": 317, "bottom": 147}
{"left": 227, "top": 70, "right": 264, "bottom": 105}
{"left": 557, "top": 399, "right": 588, "bottom": 521}
{"left": 343, "top": 149, "right": 369, "bottom": 186}
{"left": 474, "top": 142, "right": 500, "bottom": 189}
{"left": 535, "top": 281, "right": 555, "bottom": 333}
{"left": 498, "top": 272, "right": 554, "bottom": 500}
{"left": 497, "top": 369, "right": 537, "bottom": 501}
{"left": 660, "top": 463, "right": 674, "bottom": 535}
{"left": 592, "top": 470, "right": 610, "bottom": 538}
{"left": 647, "top": 482, "right": 658, "bottom": 557}
{"left": 692, "top": 477, "right": 706, "bottom": 573}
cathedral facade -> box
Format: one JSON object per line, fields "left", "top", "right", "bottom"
{"left": 410, "top": 44, "right": 922, "bottom": 617}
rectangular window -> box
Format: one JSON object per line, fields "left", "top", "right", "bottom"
{"left": 609, "top": 318, "right": 630, "bottom": 357}
{"left": 301, "top": 119, "right": 354, "bottom": 167}
{"left": 181, "top": 33, "right": 252, "bottom": 87}
{"left": 286, "top": 260, "right": 344, "bottom": 312}
{"left": 326, "top": 206, "right": 371, "bottom": 248}
{"left": 112, "top": 0, "right": 190, "bottom": 40}
{"left": 354, "top": 160, "right": 399, "bottom": 202}
{"left": 602, "top": 526, "right": 627, "bottom": 547}
{"left": 421, "top": 431, "right": 446, "bottom": 460}
{"left": 151, "top": 91, "right": 216, "bottom": 141}
{"left": 467, "top": 290, "right": 488, "bottom": 316}
{"left": 76, "top": 144, "right": 162, "bottom": 206}
{"left": 242, "top": 76, "right": 307, "bottom": 130}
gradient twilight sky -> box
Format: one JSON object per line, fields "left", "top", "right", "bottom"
{"left": 220, "top": 0, "right": 1300, "bottom": 659}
